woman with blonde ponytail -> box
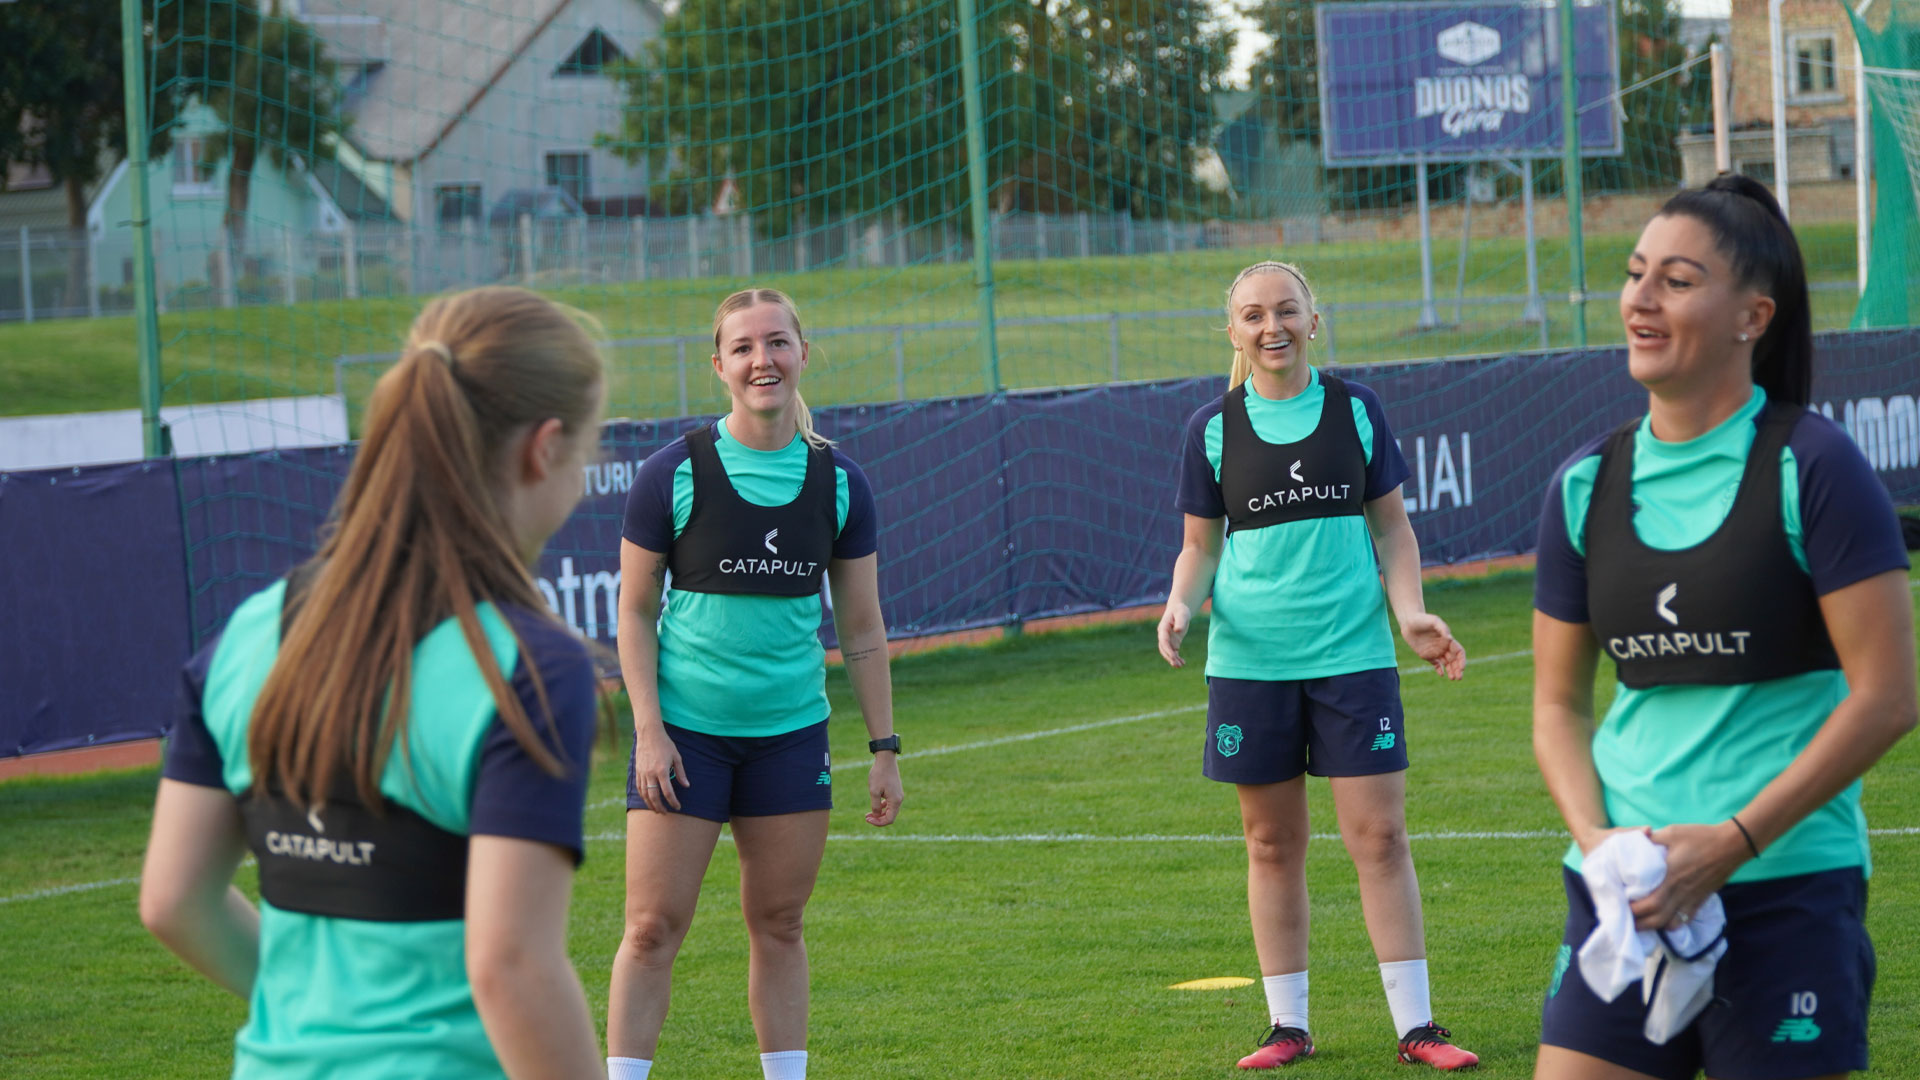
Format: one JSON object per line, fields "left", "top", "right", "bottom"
{"left": 139, "top": 287, "right": 608, "bottom": 1080}
{"left": 607, "top": 288, "right": 901, "bottom": 1080}
{"left": 1156, "top": 262, "right": 1478, "bottom": 1070}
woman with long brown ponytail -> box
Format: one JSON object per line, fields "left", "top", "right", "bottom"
{"left": 139, "top": 286, "right": 608, "bottom": 1080}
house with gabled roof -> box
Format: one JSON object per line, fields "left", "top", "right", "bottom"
{"left": 299, "top": 0, "right": 665, "bottom": 230}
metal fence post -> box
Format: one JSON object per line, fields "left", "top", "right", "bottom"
{"left": 518, "top": 213, "right": 534, "bottom": 285}
{"left": 282, "top": 225, "right": 298, "bottom": 305}
{"left": 894, "top": 328, "right": 908, "bottom": 399}
{"left": 86, "top": 229, "right": 100, "bottom": 318}
{"left": 675, "top": 340, "right": 690, "bottom": 417}
{"left": 19, "top": 227, "right": 33, "bottom": 323}
{"left": 344, "top": 222, "right": 360, "bottom": 299}
{"left": 1108, "top": 312, "right": 1121, "bottom": 382}
{"left": 1078, "top": 211, "right": 1090, "bottom": 258}
{"left": 631, "top": 217, "right": 646, "bottom": 281}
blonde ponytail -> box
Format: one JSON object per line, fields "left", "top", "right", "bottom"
{"left": 1223, "top": 260, "right": 1316, "bottom": 390}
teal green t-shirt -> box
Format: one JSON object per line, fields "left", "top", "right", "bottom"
{"left": 624, "top": 420, "right": 879, "bottom": 737}
{"left": 1539, "top": 386, "right": 1894, "bottom": 883}
{"left": 1174, "top": 369, "right": 1413, "bottom": 680}
{"left": 178, "top": 581, "right": 600, "bottom": 1078}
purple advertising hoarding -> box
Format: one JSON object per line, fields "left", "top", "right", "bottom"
{"left": 8, "top": 329, "right": 1920, "bottom": 756}
{"left": 1316, "top": 0, "right": 1623, "bottom": 165}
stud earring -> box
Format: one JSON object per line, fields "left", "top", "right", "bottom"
{"left": 1309, "top": 332, "right": 1316, "bottom": 340}
{"left": 1738, "top": 333, "right": 1750, "bottom": 342}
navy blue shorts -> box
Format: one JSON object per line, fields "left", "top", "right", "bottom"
{"left": 1541, "top": 865, "right": 1873, "bottom": 1080}
{"left": 626, "top": 720, "right": 833, "bottom": 822}
{"left": 1203, "top": 669, "right": 1407, "bottom": 784}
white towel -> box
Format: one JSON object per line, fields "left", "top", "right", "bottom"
{"left": 1576, "top": 831, "right": 1728, "bottom": 1045}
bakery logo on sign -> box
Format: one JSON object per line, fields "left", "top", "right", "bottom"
{"left": 1415, "top": 22, "right": 1532, "bottom": 137}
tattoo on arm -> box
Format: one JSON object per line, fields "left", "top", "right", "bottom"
{"left": 650, "top": 556, "right": 667, "bottom": 589}
{"left": 843, "top": 646, "right": 883, "bottom": 664}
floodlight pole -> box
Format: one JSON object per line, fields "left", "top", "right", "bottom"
{"left": 1711, "top": 43, "right": 1731, "bottom": 173}
{"left": 1559, "top": 0, "right": 1587, "bottom": 346}
{"left": 1857, "top": 0, "right": 1876, "bottom": 296}
{"left": 956, "top": 0, "right": 1001, "bottom": 394}
{"left": 1770, "top": 0, "right": 1790, "bottom": 219}
{"left": 121, "top": 0, "right": 166, "bottom": 458}
{"left": 1416, "top": 157, "right": 1439, "bottom": 328}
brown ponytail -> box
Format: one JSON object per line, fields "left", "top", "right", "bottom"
{"left": 248, "top": 286, "right": 604, "bottom": 811}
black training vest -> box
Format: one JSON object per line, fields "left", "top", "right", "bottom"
{"left": 1221, "top": 375, "right": 1368, "bottom": 534}
{"left": 1584, "top": 402, "right": 1838, "bottom": 689}
{"left": 665, "top": 424, "right": 836, "bottom": 596}
{"left": 236, "top": 565, "right": 471, "bottom": 922}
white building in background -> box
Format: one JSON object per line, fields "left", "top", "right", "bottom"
{"left": 299, "top": 0, "right": 667, "bottom": 228}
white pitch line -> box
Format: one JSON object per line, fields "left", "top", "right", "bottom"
{"left": 0, "top": 876, "right": 141, "bottom": 906}
{"left": 12, "top": 827, "right": 1920, "bottom": 906}
{"left": 576, "top": 641, "right": 1536, "bottom": 803}
{"left": 585, "top": 826, "right": 1920, "bottom": 846}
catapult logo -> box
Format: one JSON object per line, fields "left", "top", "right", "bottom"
{"left": 1246, "top": 460, "right": 1351, "bottom": 513}
{"left": 1415, "top": 23, "right": 1531, "bottom": 137}
{"left": 765, "top": 528, "right": 780, "bottom": 554}
{"left": 1605, "top": 584, "right": 1755, "bottom": 662}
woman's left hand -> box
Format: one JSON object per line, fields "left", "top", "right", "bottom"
{"left": 1630, "top": 822, "right": 1750, "bottom": 931}
{"left": 867, "top": 754, "right": 904, "bottom": 827}
{"left": 1400, "top": 613, "right": 1465, "bottom": 681}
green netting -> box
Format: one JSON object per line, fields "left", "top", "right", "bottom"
{"left": 115, "top": 0, "right": 1831, "bottom": 434}
{"left": 1853, "top": 0, "right": 1920, "bottom": 328}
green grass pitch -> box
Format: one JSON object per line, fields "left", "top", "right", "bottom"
{"left": 0, "top": 222, "right": 1864, "bottom": 427}
{"left": 3, "top": 567, "right": 1917, "bottom": 1077}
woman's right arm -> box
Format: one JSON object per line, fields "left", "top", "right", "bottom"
{"left": 617, "top": 538, "right": 683, "bottom": 813}
{"left": 1531, "top": 611, "right": 1619, "bottom": 854}
{"left": 467, "top": 835, "right": 604, "bottom": 1080}
{"left": 1157, "top": 514, "right": 1225, "bottom": 668}
{"left": 139, "top": 779, "right": 259, "bottom": 997}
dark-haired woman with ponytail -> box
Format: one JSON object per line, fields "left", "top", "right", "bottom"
{"left": 1532, "top": 175, "right": 1916, "bottom": 1080}
{"left": 139, "top": 286, "right": 608, "bottom": 1080}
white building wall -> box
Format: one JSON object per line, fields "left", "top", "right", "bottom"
{"left": 414, "top": 0, "right": 661, "bottom": 224}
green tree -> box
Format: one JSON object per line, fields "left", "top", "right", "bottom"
{"left": 1005, "top": 0, "right": 1234, "bottom": 218}
{"left": 601, "top": 0, "right": 1232, "bottom": 234}
{"left": 152, "top": 0, "right": 347, "bottom": 273}
{"left": 0, "top": 0, "right": 128, "bottom": 308}
{"left": 603, "top": 0, "right": 970, "bottom": 236}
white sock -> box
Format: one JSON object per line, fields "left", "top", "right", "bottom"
{"left": 1261, "top": 971, "right": 1309, "bottom": 1030}
{"left": 607, "top": 1058, "right": 652, "bottom": 1080}
{"left": 760, "top": 1050, "right": 808, "bottom": 1080}
{"left": 1380, "top": 958, "right": 1433, "bottom": 1038}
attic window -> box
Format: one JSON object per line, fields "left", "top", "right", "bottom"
{"left": 555, "top": 29, "right": 623, "bottom": 76}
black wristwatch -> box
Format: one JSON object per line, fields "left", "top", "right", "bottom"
{"left": 867, "top": 734, "right": 901, "bottom": 754}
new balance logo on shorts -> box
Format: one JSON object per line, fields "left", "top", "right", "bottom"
{"left": 1371, "top": 717, "right": 1396, "bottom": 751}
{"left": 815, "top": 771, "right": 831, "bottom": 786}
{"left": 1772, "top": 1018, "right": 1821, "bottom": 1042}
{"left": 1772, "top": 992, "right": 1821, "bottom": 1042}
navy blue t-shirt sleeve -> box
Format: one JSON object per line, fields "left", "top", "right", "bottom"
{"left": 1174, "top": 400, "right": 1227, "bottom": 518}
{"left": 832, "top": 451, "right": 880, "bottom": 559}
{"left": 1349, "top": 380, "right": 1412, "bottom": 501}
{"left": 161, "top": 636, "right": 228, "bottom": 788}
{"left": 621, "top": 439, "right": 690, "bottom": 552}
{"left": 469, "top": 609, "right": 599, "bottom": 864}
{"left": 1532, "top": 441, "right": 1606, "bottom": 624}
{"left": 1791, "top": 413, "right": 1910, "bottom": 594}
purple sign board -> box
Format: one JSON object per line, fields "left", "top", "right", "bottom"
{"left": 1316, "top": 0, "right": 1623, "bottom": 165}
